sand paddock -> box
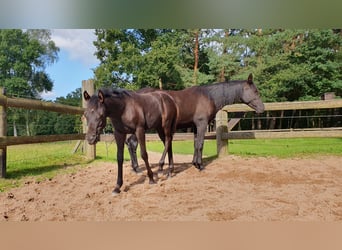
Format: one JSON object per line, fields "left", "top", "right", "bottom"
{"left": 1, "top": 152, "right": 341, "bottom": 221}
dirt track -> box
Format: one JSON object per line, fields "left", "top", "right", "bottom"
{"left": 1, "top": 152, "right": 341, "bottom": 221}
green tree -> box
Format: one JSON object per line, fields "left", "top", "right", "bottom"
{"left": 249, "top": 29, "right": 342, "bottom": 101}
{"left": 93, "top": 29, "right": 212, "bottom": 90}
{"left": 0, "top": 29, "right": 58, "bottom": 98}
{"left": 0, "top": 29, "right": 59, "bottom": 136}
{"left": 93, "top": 29, "right": 341, "bottom": 102}
{"left": 54, "top": 88, "right": 82, "bottom": 134}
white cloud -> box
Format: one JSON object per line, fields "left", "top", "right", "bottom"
{"left": 51, "top": 29, "right": 99, "bottom": 66}
{"left": 40, "top": 90, "right": 57, "bottom": 100}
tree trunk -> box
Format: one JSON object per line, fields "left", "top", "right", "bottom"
{"left": 278, "top": 110, "right": 284, "bottom": 129}
{"left": 13, "top": 121, "right": 17, "bottom": 137}
{"left": 193, "top": 29, "right": 199, "bottom": 85}
{"left": 219, "top": 30, "right": 229, "bottom": 82}
{"left": 159, "top": 77, "right": 163, "bottom": 90}
{"left": 25, "top": 111, "right": 30, "bottom": 136}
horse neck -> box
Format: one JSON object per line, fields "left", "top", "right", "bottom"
{"left": 103, "top": 96, "right": 126, "bottom": 117}
{"left": 205, "top": 82, "right": 243, "bottom": 112}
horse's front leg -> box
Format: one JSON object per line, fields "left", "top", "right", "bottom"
{"left": 136, "top": 128, "right": 155, "bottom": 184}
{"left": 192, "top": 125, "right": 198, "bottom": 167}
{"left": 194, "top": 122, "right": 207, "bottom": 171}
{"left": 113, "top": 131, "right": 127, "bottom": 195}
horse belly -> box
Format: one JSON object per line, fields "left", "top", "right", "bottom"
{"left": 144, "top": 114, "right": 162, "bottom": 129}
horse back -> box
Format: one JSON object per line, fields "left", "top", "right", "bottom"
{"left": 168, "top": 87, "right": 216, "bottom": 124}
{"left": 133, "top": 91, "right": 177, "bottom": 130}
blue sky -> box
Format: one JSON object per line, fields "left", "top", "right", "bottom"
{"left": 43, "top": 29, "right": 99, "bottom": 100}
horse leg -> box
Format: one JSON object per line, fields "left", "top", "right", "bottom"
{"left": 113, "top": 131, "right": 127, "bottom": 195}
{"left": 165, "top": 134, "right": 174, "bottom": 178}
{"left": 192, "top": 125, "right": 198, "bottom": 167}
{"left": 126, "top": 134, "right": 140, "bottom": 173}
{"left": 194, "top": 122, "right": 207, "bottom": 171}
{"left": 159, "top": 128, "right": 174, "bottom": 178}
{"left": 136, "top": 128, "right": 155, "bottom": 184}
{"left": 156, "top": 129, "right": 166, "bottom": 173}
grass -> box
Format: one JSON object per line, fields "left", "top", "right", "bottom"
{"left": 146, "top": 138, "right": 342, "bottom": 158}
{"left": 0, "top": 138, "right": 341, "bottom": 192}
{"left": 228, "top": 138, "right": 342, "bottom": 157}
{"left": 0, "top": 141, "right": 90, "bottom": 192}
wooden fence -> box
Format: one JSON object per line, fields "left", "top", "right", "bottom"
{"left": 100, "top": 98, "right": 342, "bottom": 157}
{"left": 0, "top": 80, "right": 95, "bottom": 178}
{"left": 1, "top": 78, "right": 341, "bottom": 178}
{"left": 215, "top": 99, "right": 342, "bottom": 156}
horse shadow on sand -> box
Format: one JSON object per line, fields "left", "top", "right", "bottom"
{"left": 123, "top": 155, "right": 217, "bottom": 192}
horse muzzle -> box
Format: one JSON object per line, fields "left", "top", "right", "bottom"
{"left": 248, "top": 99, "right": 265, "bottom": 114}
{"left": 86, "top": 133, "right": 100, "bottom": 145}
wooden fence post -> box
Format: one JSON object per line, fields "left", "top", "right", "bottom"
{"left": 216, "top": 110, "right": 228, "bottom": 157}
{"left": 0, "top": 88, "right": 7, "bottom": 178}
{"left": 82, "top": 79, "right": 96, "bottom": 160}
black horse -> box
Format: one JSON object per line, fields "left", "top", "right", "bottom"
{"left": 126, "top": 74, "right": 265, "bottom": 171}
{"left": 83, "top": 88, "right": 178, "bottom": 195}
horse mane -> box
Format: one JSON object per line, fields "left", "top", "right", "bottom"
{"left": 197, "top": 80, "right": 245, "bottom": 109}
{"left": 99, "top": 87, "right": 131, "bottom": 98}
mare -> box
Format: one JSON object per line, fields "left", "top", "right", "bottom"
{"left": 126, "top": 73, "right": 265, "bottom": 171}
{"left": 83, "top": 88, "right": 178, "bottom": 194}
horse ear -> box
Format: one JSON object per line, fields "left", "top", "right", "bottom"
{"left": 83, "top": 91, "right": 91, "bottom": 101}
{"left": 98, "top": 90, "right": 105, "bottom": 104}
{"left": 247, "top": 73, "right": 253, "bottom": 84}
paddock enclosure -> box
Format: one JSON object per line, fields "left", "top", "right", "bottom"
{"left": 0, "top": 80, "right": 342, "bottom": 221}
{"left": 1, "top": 152, "right": 341, "bottom": 221}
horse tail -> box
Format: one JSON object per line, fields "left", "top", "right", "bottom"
{"left": 163, "top": 92, "right": 178, "bottom": 135}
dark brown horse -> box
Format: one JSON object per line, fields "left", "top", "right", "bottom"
{"left": 83, "top": 88, "right": 178, "bottom": 195}
{"left": 127, "top": 73, "right": 265, "bottom": 171}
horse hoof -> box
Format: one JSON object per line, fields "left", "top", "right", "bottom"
{"left": 112, "top": 188, "right": 121, "bottom": 196}
{"left": 157, "top": 170, "right": 164, "bottom": 177}
{"left": 132, "top": 168, "right": 142, "bottom": 175}
{"left": 193, "top": 164, "right": 201, "bottom": 170}
{"left": 199, "top": 166, "right": 205, "bottom": 171}
{"left": 149, "top": 179, "right": 156, "bottom": 185}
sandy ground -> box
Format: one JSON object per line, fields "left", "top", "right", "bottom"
{"left": 1, "top": 152, "right": 341, "bottom": 221}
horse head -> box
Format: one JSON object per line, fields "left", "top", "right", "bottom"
{"left": 240, "top": 74, "right": 265, "bottom": 113}
{"left": 83, "top": 90, "right": 107, "bottom": 145}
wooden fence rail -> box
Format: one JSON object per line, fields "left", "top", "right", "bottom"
{"left": 1, "top": 78, "right": 341, "bottom": 178}
{"left": 222, "top": 99, "right": 342, "bottom": 112}
{"left": 0, "top": 95, "right": 84, "bottom": 115}
{"left": 0, "top": 80, "right": 94, "bottom": 178}
{"left": 216, "top": 99, "right": 342, "bottom": 155}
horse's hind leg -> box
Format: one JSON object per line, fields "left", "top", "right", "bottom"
{"left": 157, "top": 129, "right": 174, "bottom": 178}
{"left": 126, "top": 134, "right": 140, "bottom": 173}
{"left": 157, "top": 130, "right": 166, "bottom": 173}
{"left": 165, "top": 136, "right": 174, "bottom": 178}
{"left": 136, "top": 128, "right": 155, "bottom": 184}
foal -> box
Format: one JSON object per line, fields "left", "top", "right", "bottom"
{"left": 83, "top": 88, "right": 178, "bottom": 194}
